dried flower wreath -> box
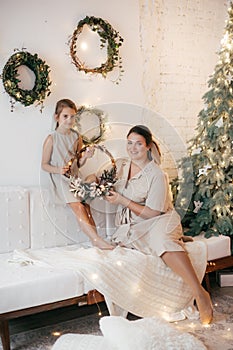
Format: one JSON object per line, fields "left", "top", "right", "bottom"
{"left": 69, "top": 16, "right": 124, "bottom": 83}
{"left": 68, "top": 144, "right": 117, "bottom": 202}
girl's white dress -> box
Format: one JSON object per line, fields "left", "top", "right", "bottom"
{"left": 49, "top": 130, "right": 81, "bottom": 204}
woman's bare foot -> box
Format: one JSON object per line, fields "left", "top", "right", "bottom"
{"left": 196, "top": 288, "right": 213, "bottom": 325}
{"left": 92, "top": 237, "right": 114, "bottom": 250}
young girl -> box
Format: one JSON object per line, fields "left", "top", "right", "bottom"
{"left": 41, "top": 98, "right": 113, "bottom": 250}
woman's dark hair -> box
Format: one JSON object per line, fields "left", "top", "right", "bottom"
{"left": 127, "top": 125, "right": 153, "bottom": 146}
{"left": 54, "top": 99, "right": 78, "bottom": 129}
{"left": 127, "top": 125, "right": 161, "bottom": 159}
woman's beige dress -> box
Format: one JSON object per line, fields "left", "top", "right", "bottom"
{"left": 49, "top": 130, "right": 81, "bottom": 204}
{"left": 29, "top": 157, "right": 207, "bottom": 321}
{"left": 112, "top": 159, "right": 185, "bottom": 256}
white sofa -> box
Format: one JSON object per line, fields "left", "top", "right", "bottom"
{"left": 0, "top": 186, "right": 113, "bottom": 350}
{"left": 0, "top": 186, "right": 232, "bottom": 350}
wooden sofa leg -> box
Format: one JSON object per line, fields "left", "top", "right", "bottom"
{"left": 0, "top": 320, "right": 10, "bottom": 350}
{"left": 204, "top": 273, "right": 211, "bottom": 294}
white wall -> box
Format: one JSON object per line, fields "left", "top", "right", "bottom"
{"left": 0, "top": 0, "right": 227, "bottom": 186}
{"left": 139, "top": 0, "right": 228, "bottom": 177}
{"left": 0, "top": 0, "right": 143, "bottom": 186}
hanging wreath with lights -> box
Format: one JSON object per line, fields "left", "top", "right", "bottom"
{"left": 1, "top": 50, "right": 51, "bottom": 111}
{"left": 73, "top": 106, "right": 106, "bottom": 145}
{"left": 69, "top": 16, "right": 124, "bottom": 82}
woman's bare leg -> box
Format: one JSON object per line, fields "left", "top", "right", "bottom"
{"left": 162, "top": 251, "right": 213, "bottom": 324}
{"left": 69, "top": 202, "right": 113, "bottom": 250}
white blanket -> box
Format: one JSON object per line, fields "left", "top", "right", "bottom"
{"left": 12, "top": 241, "right": 206, "bottom": 321}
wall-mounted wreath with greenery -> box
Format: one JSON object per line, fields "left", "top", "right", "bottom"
{"left": 1, "top": 50, "right": 51, "bottom": 112}
{"left": 73, "top": 105, "right": 106, "bottom": 145}
{"left": 69, "top": 16, "right": 124, "bottom": 83}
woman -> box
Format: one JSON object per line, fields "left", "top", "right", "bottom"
{"left": 106, "top": 125, "right": 213, "bottom": 324}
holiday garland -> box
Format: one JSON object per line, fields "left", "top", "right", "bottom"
{"left": 2, "top": 50, "right": 51, "bottom": 111}
{"left": 69, "top": 16, "right": 124, "bottom": 81}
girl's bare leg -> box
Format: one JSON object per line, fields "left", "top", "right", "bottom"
{"left": 69, "top": 202, "right": 113, "bottom": 250}
{"left": 84, "top": 203, "right": 96, "bottom": 227}
{"left": 162, "top": 251, "right": 213, "bottom": 325}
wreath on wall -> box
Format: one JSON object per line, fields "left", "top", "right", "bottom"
{"left": 69, "top": 16, "right": 124, "bottom": 83}
{"left": 73, "top": 106, "right": 106, "bottom": 145}
{"left": 1, "top": 50, "right": 51, "bottom": 111}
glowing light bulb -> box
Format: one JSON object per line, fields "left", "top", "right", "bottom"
{"left": 52, "top": 331, "right": 61, "bottom": 336}
{"left": 189, "top": 322, "right": 196, "bottom": 329}
{"left": 80, "top": 41, "right": 88, "bottom": 50}
{"left": 203, "top": 324, "right": 210, "bottom": 328}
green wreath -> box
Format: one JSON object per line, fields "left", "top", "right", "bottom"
{"left": 74, "top": 106, "right": 106, "bottom": 145}
{"left": 70, "top": 16, "right": 124, "bottom": 81}
{"left": 2, "top": 51, "right": 51, "bottom": 110}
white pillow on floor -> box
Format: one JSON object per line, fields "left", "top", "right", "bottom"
{"left": 52, "top": 333, "right": 116, "bottom": 350}
{"left": 100, "top": 316, "right": 151, "bottom": 350}
{"left": 99, "top": 316, "right": 207, "bottom": 350}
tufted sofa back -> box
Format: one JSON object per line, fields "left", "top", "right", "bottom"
{"left": 0, "top": 186, "right": 116, "bottom": 253}
{"left": 0, "top": 187, "right": 30, "bottom": 253}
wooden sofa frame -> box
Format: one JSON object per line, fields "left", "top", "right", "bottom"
{"left": 0, "top": 290, "right": 104, "bottom": 350}
{"left": 1, "top": 257, "right": 233, "bottom": 350}
{"left": 204, "top": 255, "right": 233, "bottom": 293}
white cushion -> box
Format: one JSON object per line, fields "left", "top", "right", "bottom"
{"left": 29, "top": 188, "right": 112, "bottom": 249}
{"left": 100, "top": 316, "right": 151, "bottom": 350}
{"left": 29, "top": 188, "right": 88, "bottom": 249}
{"left": 52, "top": 334, "right": 115, "bottom": 350}
{"left": 0, "top": 187, "right": 30, "bottom": 253}
{"left": 99, "top": 316, "right": 207, "bottom": 350}
{"left": 0, "top": 251, "right": 85, "bottom": 314}
{"left": 193, "top": 234, "right": 231, "bottom": 260}
{"left": 52, "top": 316, "right": 207, "bottom": 350}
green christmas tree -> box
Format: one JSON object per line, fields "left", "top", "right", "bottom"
{"left": 173, "top": 4, "right": 233, "bottom": 245}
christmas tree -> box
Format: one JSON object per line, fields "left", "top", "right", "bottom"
{"left": 173, "top": 4, "right": 233, "bottom": 244}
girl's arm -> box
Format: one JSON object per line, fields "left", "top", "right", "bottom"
{"left": 76, "top": 136, "right": 86, "bottom": 167}
{"left": 41, "top": 135, "right": 69, "bottom": 175}
{"left": 105, "top": 190, "right": 161, "bottom": 219}
{"left": 77, "top": 137, "right": 95, "bottom": 168}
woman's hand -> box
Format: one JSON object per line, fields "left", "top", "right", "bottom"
{"left": 105, "top": 190, "right": 128, "bottom": 206}
{"left": 106, "top": 189, "right": 161, "bottom": 219}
